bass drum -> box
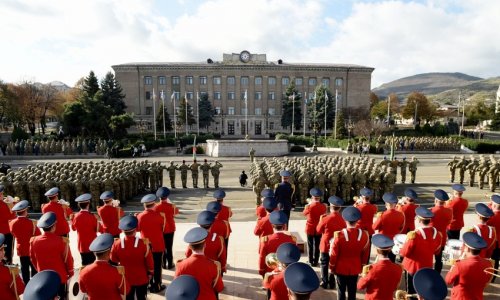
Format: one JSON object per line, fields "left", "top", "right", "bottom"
{"left": 68, "top": 268, "right": 86, "bottom": 300}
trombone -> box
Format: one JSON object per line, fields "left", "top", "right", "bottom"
{"left": 484, "top": 267, "right": 500, "bottom": 278}
{"left": 394, "top": 290, "right": 418, "bottom": 299}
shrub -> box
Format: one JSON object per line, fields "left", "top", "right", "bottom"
{"left": 461, "top": 139, "right": 500, "bottom": 153}
{"left": 11, "top": 127, "right": 30, "bottom": 141}
{"left": 290, "top": 145, "right": 305, "bottom": 152}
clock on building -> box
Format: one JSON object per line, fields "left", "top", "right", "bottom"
{"left": 240, "top": 50, "right": 251, "bottom": 63}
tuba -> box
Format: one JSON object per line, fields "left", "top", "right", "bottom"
{"left": 394, "top": 290, "right": 418, "bottom": 299}
{"left": 265, "top": 253, "right": 280, "bottom": 270}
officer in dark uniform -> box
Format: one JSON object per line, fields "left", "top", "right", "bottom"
{"left": 166, "top": 275, "right": 200, "bottom": 300}
{"left": 284, "top": 262, "right": 320, "bottom": 300}
{"left": 413, "top": 268, "right": 448, "bottom": 300}
{"left": 23, "top": 270, "right": 61, "bottom": 300}
{"left": 274, "top": 170, "right": 295, "bottom": 227}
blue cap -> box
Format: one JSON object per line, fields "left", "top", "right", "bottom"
{"left": 451, "top": 184, "right": 466, "bottom": 192}
{"left": 360, "top": 187, "right": 373, "bottom": 197}
{"left": 37, "top": 212, "right": 57, "bottom": 228}
{"left": 141, "top": 194, "right": 157, "bottom": 204}
{"left": 100, "top": 191, "right": 114, "bottom": 200}
{"left": 413, "top": 268, "right": 447, "bottom": 300}
{"left": 491, "top": 194, "right": 500, "bottom": 204}
{"left": 475, "top": 203, "right": 493, "bottom": 218}
{"left": 12, "top": 200, "right": 29, "bottom": 212}
{"left": 328, "top": 196, "right": 344, "bottom": 206}
{"left": 0, "top": 233, "right": 5, "bottom": 247}
{"left": 119, "top": 215, "right": 138, "bottom": 231}
{"left": 277, "top": 242, "right": 301, "bottom": 265}
{"left": 44, "top": 187, "right": 59, "bottom": 197}
{"left": 372, "top": 234, "right": 394, "bottom": 249}
{"left": 89, "top": 233, "right": 114, "bottom": 253}
{"left": 404, "top": 188, "right": 418, "bottom": 200}
{"left": 75, "top": 193, "right": 92, "bottom": 203}
{"left": 284, "top": 262, "right": 320, "bottom": 294}
{"left": 261, "top": 188, "right": 275, "bottom": 198}
{"left": 156, "top": 187, "right": 170, "bottom": 198}
{"left": 196, "top": 211, "right": 216, "bottom": 226}
{"left": 269, "top": 211, "right": 288, "bottom": 225}
{"left": 184, "top": 227, "right": 208, "bottom": 244}
{"left": 416, "top": 207, "right": 434, "bottom": 219}
{"left": 382, "top": 192, "right": 398, "bottom": 204}
{"left": 309, "top": 188, "right": 323, "bottom": 197}
{"left": 263, "top": 197, "right": 277, "bottom": 211}
{"left": 166, "top": 275, "right": 200, "bottom": 300}
{"left": 434, "top": 189, "right": 449, "bottom": 201}
{"left": 206, "top": 201, "right": 222, "bottom": 214}
{"left": 279, "top": 170, "right": 291, "bottom": 177}
{"left": 23, "top": 270, "right": 61, "bottom": 300}
{"left": 463, "top": 232, "right": 487, "bottom": 250}
{"left": 213, "top": 189, "right": 226, "bottom": 199}
{"left": 342, "top": 207, "right": 361, "bottom": 222}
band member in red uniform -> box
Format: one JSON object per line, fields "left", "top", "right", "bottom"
{"left": 110, "top": 215, "right": 154, "bottom": 300}
{"left": 413, "top": 268, "right": 448, "bottom": 300}
{"left": 259, "top": 211, "right": 297, "bottom": 277}
{"left": 354, "top": 188, "right": 377, "bottom": 265}
{"left": 213, "top": 189, "right": 232, "bottom": 251}
{"left": 470, "top": 203, "right": 497, "bottom": 258}
{"left": 373, "top": 192, "right": 405, "bottom": 262}
{"left": 397, "top": 188, "right": 419, "bottom": 233}
{"left": 175, "top": 227, "right": 224, "bottom": 300}
{"left": 263, "top": 242, "right": 301, "bottom": 300}
{"left": 357, "top": 234, "right": 403, "bottom": 299}
{"left": 154, "top": 187, "right": 179, "bottom": 270}
{"left": 71, "top": 193, "right": 99, "bottom": 266}
{"left": 0, "top": 233, "right": 25, "bottom": 300}
{"left": 98, "top": 191, "right": 124, "bottom": 238}
{"left": 317, "top": 195, "right": 345, "bottom": 289}
{"left": 284, "top": 262, "right": 320, "bottom": 300}
{"left": 254, "top": 197, "right": 278, "bottom": 246}
{"left": 166, "top": 275, "right": 199, "bottom": 300}
{"left": 137, "top": 194, "right": 165, "bottom": 293}
{"left": 41, "top": 187, "right": 71, "bottom": 237}
{"left": 430, "top": 189, "right": 453, "bottom": 274}
{"left": 23, "top": 270, "right": 60, "bottom": 300}
{"left": 446, "top": 184, "right": 469, "bottom": 240}
{"left": 487, "top": 194, "right": 500, "bottom": 282}
{"left": 9, "top": 200, "right": 40, "bottom": 284}
{"left": 400, "top": 207, "right": 442, "bottom": 296}
{"left": 257, "top": 189, "right": 275, "bottom": 219}
{"left": 79, "top": 233, "right": 130, "bottom": 300}
{"left": 206, "top": 201, "right": 230, "bottom": 252}
{"left": 0, "top": 185, "right": 15, "bottom": 264}
{"left": 30, "top": 212, "right": 74, "bottom": 300}
{"left": 445, "top": 232, "right": 493, "bottom": 299}
{"left": 303, "top": 188, "right": 327, "bottom": 266}
{"left": 329, "top": 206, "right": 370, "bottom": 300}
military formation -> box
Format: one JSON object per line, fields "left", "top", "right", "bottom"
{"left": 0, "top": 160, "right": 164, "bottom": 211}
{"left": 165, "top": 159, "right": 223, "bottom": 189}
{"left": 2, "top": 138, "right": 113, "bottom": 156}
{"left": 249, "top": 155, "right": 420, "bottom": 205}
{"left": 374, "top": 135, "right": 461, "bottom": 153}
{"left": 447, "top": 155, "right": 500, "bottom": 191}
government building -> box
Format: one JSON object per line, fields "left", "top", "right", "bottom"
{"left": 112, "top": 51, "right": 374, "bottom": 138}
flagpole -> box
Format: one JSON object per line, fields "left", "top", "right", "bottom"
{"left": 152, "top": 88, "right": 157, "bottom": 140}
{"left": 245, "top": 89, "right": 248, "bottom": 137}
{"left": 334, "top": 89, "right": 338, "bottom": 140}
{"left": 196, "top": 92, "right": 200, "bottom": 136}
{"left": 172, "top": 92, "right": 177, "bottom": 139}
{"left": 185, "top": 93, "right": 188, "bottom": 136}
{"left": 303, "top": 91, "right": 307, "bottom": 136}
{"left": 324, "top": 91, "right": 328, "bottom": 140}
{"left": 161, "top": 90, "right": 166, "bottom": 139}
{"left": 291, "top": 92, "right": 295, "bottom": 136}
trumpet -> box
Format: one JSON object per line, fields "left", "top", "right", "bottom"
{"left": 361, "top": 264, "right": 372, "bottom": 277}
{"left": 265, "top": 253, "right": 281, "bottom": 270}
{"left": 484, "top": 267, "right": 500, "bottom": 278}
{"left": 394, "top": 290, "right": 419, "bottom": 299}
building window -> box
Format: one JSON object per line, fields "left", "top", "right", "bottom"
{"left": 158, "top": 76, "right": 166, "bottom": 85}
{"left": 214, "top": 92, "right": 221, "bottom": 100}
{"left": 228, "top": 107, "right": 235, "bottom": 115}
{"left": 186, "top": 92, "right": 193, "bottom": 100}
{"left": 200, "top": 76, "right": 207, "bottom": 85}
{"left": 282, "top": 77, "right": 290, "bottom": 86}
{"left": 227, "top": 76, "right": 236, "bottom": 85}
{"left": 241, "top": 76, "right": 249, "bottom": 85}
{"left": 308, "top": 78, "right": 317, "bottom": 86}
{"left": 172, "top": 92, "right": 180, "bottom": 100}
{"left": 228, "top": 92, "right": 235, "bottom": 100}
{"left": 269, "top": 122, "right": 275, "bottom": 130}
{"left": 186, "top": 76, "right": 193, "bottom": 85}
{"left": 335, "top": 78, "right": 343, "bottom": 86}
{"left": 268, "top": 108, "right": 275, "bottom": 115}
{"left": 241, "top": 108, "right": 247, "bottom": 115}
{"left": 268, "top": 92, "right": 275, "bottom": 100}
{"left": 241, "top": 92, "right": 247, "bottom": 101}
{"left": 255, "top": 92, "right": 262, "bottom": 100}
{"left": 145, "top": 107, "right": 153, "bottom": 115}
{"left": 268, "top": 77, "right": 276, "bottom": 85}
{"left": 200, "top": 91, "right": 208, "bottom": 98}
{"left": 255, "top": 76, "right": 263, "bottom": 85}
{"left": 228, "top": 121, "right": 235, "bottom": 135}
{"left": 144, "top": 76, "right": 152, "bottom": 85}
{"left": 213, "top": 77, "right": 221, "bottom": 85}
{"left": 255, "top": 108, "right": 262, "bottom": 115}
{"left": 322, "top": 78, "right": 330, "bottom": 87}
{"left": 145, "top": 91, "right": 151, "bottom": 100}
{"left": 215, "top": 107, "right": 221, "bottom": 114}
{"left": 172, "top": 76, "right": 180, "bottom": 85}
{"left": 295, "top": 77, "right": 303, "bottom": 85}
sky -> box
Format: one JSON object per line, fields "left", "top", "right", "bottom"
{"left": 1, "top": 0, "right": 499, "bottom": 88}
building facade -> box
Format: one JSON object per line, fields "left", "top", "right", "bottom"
{"left": 112, "top": 51, "right": 374, "bottom": 138}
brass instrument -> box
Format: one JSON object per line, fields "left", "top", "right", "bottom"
{"left": 265, "top": 253, "right": 281, "bottom": 270}
{"left": 484, "top": 267, "right": 500, "bottom": 278}
{"left": 361, "top": 264, "right": 372, "bottom": 277}
{"left": 394, "top": 290, "right": 418, "bottom": 299}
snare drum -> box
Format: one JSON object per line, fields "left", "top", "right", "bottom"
{"left": 442, "top": 239, "right": 463, "bottom": 265}
{"left": 68, "top": 268, "right": 85, "bottom": 300}
{"left": 392, "top": 234, "right": 407, "bottom": 255}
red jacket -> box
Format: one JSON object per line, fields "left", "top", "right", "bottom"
{"left": 216, "top": 205, "right": 232, "bottom": 235}
{"left": 153, "top": 200, "right": 179, "bottom": 233}
{"left": 110, "top": 234, "right": 154, "bottom": 286}
{"left": 259, "top": 232, "right": 297, "bottom": 276}
{"left": 303, "top": 201, "right": 327, "bottom": 235}
{"left": 175, "top": 253, "right": 224, "bottom": 300}
{"left": 186, "top": 231, "right": 227, "bottom": 272}
{"left": 431, "top": 205, "right": 453, "bottom": 246}
{"left": 254, "top": 214, "right": 273, "bottom": 238}
{"left": 486, "top": 210, "right": 500, "bottom": 250}
{"left": 137, "top": 209, "right": 165, "bottom": 252}
{"left": 373, "top": 208, "right": 405, "bottom": 239}
{"left": 30, "top": 231, "right": 74, "bottom": 283}
{"left": 400, "top": 227, "right": 442, "bottom": 274}
{"left": 329, "top": 228, "right": 370, "bottom": 275}
{"left": 263, "top": 270, "right": 287, "bottom": 300}
{"left": 256, "top": 205, "right": 267, "bottom": 219}
{"left": 445, "top": 256, "right": 493, "bottom": 300}
{"left": 316, "top": 211, "right": 345, "bottom": 253}
{"left": 0, "top": 201, "right": 15, "bottom": 234}
{"left": 397, "top": 202, "right": 418, "bottom": 233}
{"left": 9, "top": 216, "right": 40, "bottom": 256}
{"left": 471, "top": 224, "right": 497, "bottom": 258}
{"left": 355, "top": 202, "right": 377, "bottom": 235}
{"left": 98, "top": 205, "right": 124, "bottom": 236}
{"left": 0, "top": 263, "right": 25, "bottom": 300}
{"left": 79, "top": 261, "right": 130, "bottom": 300}
{"left": 357, "top": 259, "right": 403, "bottom": 300}
{"left": 41, "top": 201, "right": 71, "bottom": 236}
{"left": 71, "top": 210, "right": 99, "bottom": 253}
{"left": 211, "top": 219, "right": 230, "bottom": 239}
{"left": 446, "top": 197, "right": 469, "bottom": 231}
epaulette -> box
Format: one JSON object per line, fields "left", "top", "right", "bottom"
{"left": 264, "top": 271, "right": 278, "bottom": 283}
{"left": 407, "top": 231, "right": 416, "bottom": 240}
{"left": 376, "top": 212, "right": 382, "bottom": 218}
{"left": 7, "top": 265, "right": 20, "bottom": 276}
{"left": 334, "top": 231, "right": 340, "bottom": 239}
{"left": 115, "top": 265, "right": 125, "bottom": 275}
{"left": 260, "top": 236, "right": 268, "bottom": 243}
{"left": 63, "top": 237, "right": 70, "bottom": 244}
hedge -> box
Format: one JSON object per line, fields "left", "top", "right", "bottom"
{"left": 290, "top": 145, "right": 306, "bottom": 152}
{"left": 461, "top": 139, "right": 500, "bottom": 153}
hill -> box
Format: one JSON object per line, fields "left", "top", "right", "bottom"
{"left": 428, "top": 77, "right": 500, "bottom": 105}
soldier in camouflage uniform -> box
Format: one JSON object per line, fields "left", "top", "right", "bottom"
{"left": 298, "top": 167, "right": 311, "bottom": 205}
{"left": 456, "top": 156, "right": 469, "bottom": 185}
{"left": 179, "top": 160, "right": 189, "bottom": 188}
{"left": 340, "top": 169, "right": 353, "bottom": 204}
{"left": 408, "top": 156, "right": 419, "bottom": 184}
{"left": 466, "top": 156, "right": 479, "bottom": 187}
{"left": 478, "top": 157, "right": 489, "bottom": 189}
{"left": 383, "top": 169, "right": 396, "bottom": 194}
{"left": 88, "top": 173, "right": 102, "bottom": 208}
{"left": 399, "top": 157, "right": 409, "bottom": 184}
{"left": 199, "top": 159, "right": 211, "bottom": 188}
{"left": 189, "top": 159, "right": 200, "bottom": 188}
{"left": 27, "top": 175, "right": 41, "bottom": 211}
{"left": 166, "top": 161, "right": 178, "bottom": 189}
{"left": 58, "top": 174, "right": 73, "bottom": 206}
{"left": 327, "top": 169, "right": 339, "bottom": 197}
{"left": 210, "top": 161, "right": 223, "bottom": 189}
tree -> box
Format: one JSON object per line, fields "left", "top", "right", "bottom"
{"left": 281, "top": 83, "right": 303, "bottom": 132}
{"left": 0, "top": 81, "right": 22, "bottom": 129}
{"left": 198, "top": 93, "right": 215, "bottom": 131}
{"left": 369, "top": 92, "right": 379, "bottom": 109}
{"left": 100, "top": 72, "right": 126, "bottom": 115}
{"left": 177, "top": 98, "right": 196, "bottom": 132}
{"left": 490, "top": 113, "right": 500, "bottom": 131}
{"left": 62, "top": 101, "right": 85, "bottom": 136}
{"left": 307, "top": 86, "right": 335, "bottom": 133}
{"left": 401, "top": 92, "right": 437, "bottom": 123}
{"left": 333, "top": 110, "right": 347, "bottom": 139}
{"left": 39, "top": 84, "right": 64, "bottom": 135}
{"left": 156, "top": 103, "right": 173, "bottom": 132}
{"left": 13, "top": 82, "right": 43, "bottom": 136}
{"left": 464, "top": 99, "right": 494, "bottom": 126}
{"left": 370, "top": 101, "right": 388, "bottom": 120}
{"left": 109, "top": 113, "right": 135, "bottom": 139}
{"left": 82, "top": 71, "right": 100, "bottom": 100}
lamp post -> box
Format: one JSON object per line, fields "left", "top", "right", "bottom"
{"left": 347, "top": 121, "right": 354, "bottom": 153}
{"left": 312, "top": 122, "right": 318, "bottom": 152}
{"left": 220, "top": 110, "right": 225, "bottom": 136}
{"left": 264, "top": 113, "right": 269, "bottom": 135}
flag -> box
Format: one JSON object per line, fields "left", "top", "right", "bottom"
{"left": 325, "top": 91, "right": 328, "bottom": 101}
{"left": 160, "top": 90, "right": 165, "bottom": 100}
{"left": 244, "top": 89, "right": 248, "bottom": 102}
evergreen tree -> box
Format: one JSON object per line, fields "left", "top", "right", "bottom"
{"left": 156, "top": 103, "right": 173, "bottom": 132}
{"left": 198, "top": 93, "right": 215, "bottom": 130}
{"left": 307, "top": 86, "right": 335, "bottom": 133}
{"left": 100, "top": 72, "right": 126, "bottom": 115}
{"left": 82, "top": 71, "right": 100, "bottom": 99}
{"left": 333, "top": 110, "right": 347, "bottom": 139}
{"left": 281, "top": 83, "right": 303, "bottom": 132}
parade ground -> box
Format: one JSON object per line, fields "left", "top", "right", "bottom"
{"left": 4, "top": 148, "right": 500, "bottom": 299}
